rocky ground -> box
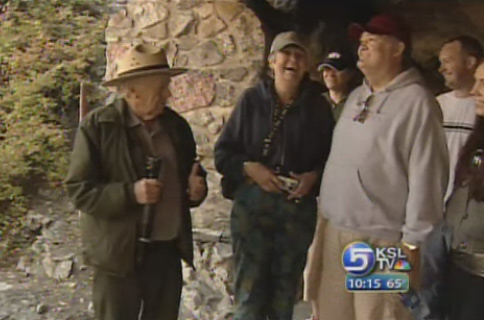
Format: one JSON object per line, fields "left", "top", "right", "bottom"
{"left": 0, "top": 189, "right": 311, "bottom": 320}
{"left": 0, "top": 189, "right": 93, "bottom": 320}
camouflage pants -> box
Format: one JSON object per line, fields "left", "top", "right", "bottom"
{"left": 230, "top": 183, "right": 317, "bottom": 320}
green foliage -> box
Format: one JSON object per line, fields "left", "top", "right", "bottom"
{"left": 0, "top": 0, "right": 107, "bottom": 233}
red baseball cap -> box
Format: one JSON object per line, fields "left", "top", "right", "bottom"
{"left": 348, "top": 14, "right": 411, "bottom": 47}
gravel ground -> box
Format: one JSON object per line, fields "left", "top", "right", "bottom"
{"left": 0, "top": 189, "right": 312, "bottom": 320}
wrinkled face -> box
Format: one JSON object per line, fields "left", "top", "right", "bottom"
{"left": 357, "top": 32, "right": 401, "bottom": 76}
{"left": 322, "top": 67, "right": 353, "bottom": 92}
{"left": 471, "top": 62, "right": 484, "bottom": 117}
{"left": 121, "top": 74, "right": 171, "bottom": 121}
{"left": 439, "top": 41, "right": 472, "bottom": 90}
{"left": 270, "top": 45, "right": 309, "bottom": 85}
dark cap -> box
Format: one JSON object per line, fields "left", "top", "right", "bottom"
{"left": 317, "top": 50, "right": 354, "bottom": 72}
{"left": 348, "top": 14, "right": 411, "bottom": 47}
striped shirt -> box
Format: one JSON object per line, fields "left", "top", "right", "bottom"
{"left": 437, "top": 91, "right": 476, "bottom": 202}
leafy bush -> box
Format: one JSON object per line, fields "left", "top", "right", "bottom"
{"left": 0, "top": 0, "right": 108, "bottom": 236}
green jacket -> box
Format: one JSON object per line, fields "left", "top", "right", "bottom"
{"left": 65, "top": 99, "right": 206, "bottom": 276}
{"left": 323, "top": 92, "right": 347, "bottom": 122}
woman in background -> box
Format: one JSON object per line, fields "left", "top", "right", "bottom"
{"left": 445, "top": 60, "right": 484, "bottom": 320}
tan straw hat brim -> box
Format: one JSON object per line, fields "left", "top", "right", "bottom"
{"left": 102, "top": 67, "right": 187, "bottom": 87}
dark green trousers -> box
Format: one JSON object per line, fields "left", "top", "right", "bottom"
{"left": 92, "top": 240, "right": 182, "bottom": 320}
{"left": 230, "top": 183, "right": 317, "bottom": 320}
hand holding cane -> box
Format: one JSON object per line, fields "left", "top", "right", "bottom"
{"left": 136, "top": 157, "right": 162, "bottom": 267}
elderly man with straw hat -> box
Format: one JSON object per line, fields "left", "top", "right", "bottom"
{"left": 65, "top": 44, "right": 207, "bottom": 320}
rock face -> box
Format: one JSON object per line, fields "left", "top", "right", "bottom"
{"left": 190, "top": 41, "right": 226, "bottom": 67}
{"left": 170, "top": 72, "right": 217, "bottom": 112}
{"left": 180, "top": 229, "right": 234, "bottom": 319}
{"left": 16, "top": 215, "right": 77, "bottom": 281}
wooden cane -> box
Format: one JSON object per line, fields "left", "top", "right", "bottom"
{"left": 79, "top": 82, "right": 89, "bottom": 122}
{"left": 78, "top": 82, "right": 89, "bottom": 221}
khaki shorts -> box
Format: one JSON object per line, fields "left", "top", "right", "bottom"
{"left": 315, "top": 222, "right": 413, "bottom": 320}
{"left": 304, "top": 213, "right": 326, "bottom": 301}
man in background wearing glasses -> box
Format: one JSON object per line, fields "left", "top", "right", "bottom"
{"left": 315, "top": 14, "right": 449, "bottom": 320}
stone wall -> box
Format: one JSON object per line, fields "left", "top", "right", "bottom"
{"left": 395, "top": 1, "right": 484, "bottom": 93}
{"left": 105, "top": 0, "right": 265, "bottom": 233}
{"left": 399, "top": 1, "right": 484, "bottom": 64}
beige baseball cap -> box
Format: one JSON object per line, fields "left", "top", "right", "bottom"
{"left": 269, "top": 31, "right": 308, "bottom": 54}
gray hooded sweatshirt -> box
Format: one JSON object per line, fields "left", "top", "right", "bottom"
{"left": 319, "top": 68, "right": 449, "bottom": 245}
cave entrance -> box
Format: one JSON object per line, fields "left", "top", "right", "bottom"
{"left": 244, "top": 0, "right": 484, "bottom": 93}
{"left": 243, "top": 0, "right": 389, "bottom": 73}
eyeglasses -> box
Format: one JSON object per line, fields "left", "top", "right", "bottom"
{"left": 353, "top": 95, "right": 373, "bottom": 123}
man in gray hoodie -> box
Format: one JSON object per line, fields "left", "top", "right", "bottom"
{"left": 316, "top": 14, "right": 449, "bottom": 320}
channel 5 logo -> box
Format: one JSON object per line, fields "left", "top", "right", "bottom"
{"left": 342, "top": 241, "right": 411, "bottom": 276}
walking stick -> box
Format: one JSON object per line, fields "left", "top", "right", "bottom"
{"left": 136, "top": 157, "right": 163, "bottom": 267}
{"left": 77, "top": 82, "right": 90, "bottom": 220}
{"left": 79, "top": 82, "right": 90, "bottom": 122}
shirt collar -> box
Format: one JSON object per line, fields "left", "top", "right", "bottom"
{"left": 324, "top": 91, "right": 348, "bottom": 107}
{"left": 125, "top": 103, "right": 142, "bottom": 128}
{"left": 126, "top": 104, "right": 164, "bottom": 136}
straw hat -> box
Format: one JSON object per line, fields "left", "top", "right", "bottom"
{"left": 102, "top": 44, "right": 187, "bottom": 87}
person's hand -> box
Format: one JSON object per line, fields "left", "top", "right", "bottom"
{"left": 402, "top": 244, "right": 421, "bottom": 291}
{"left": 134, "top": 178, "right": 162, "bottom": 204}
{"left": 243, "top": 162, "right": 283, "bottom": 193}
{"left": 188, "top": 163, "right": 206, "bottom": 202}
{"left": 287, "top": 171, "right": 318, "bottom": 201}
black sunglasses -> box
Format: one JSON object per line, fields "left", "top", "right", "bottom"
{"left": 353, "top": 95, "right": 373, "bottom": 123}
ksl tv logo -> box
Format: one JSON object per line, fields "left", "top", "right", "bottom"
{"left": 342, "top": 241, "right": 412, "bottom": 276}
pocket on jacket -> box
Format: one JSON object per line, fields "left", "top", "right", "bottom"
{"left": 79, "top": 213, "right": 137, "bottom": 276}
{"left": 357, "top": 165, "right": 406, "bottom": 226}
{"left": 320, "top": 160, "right": 377, "bottom": 226}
